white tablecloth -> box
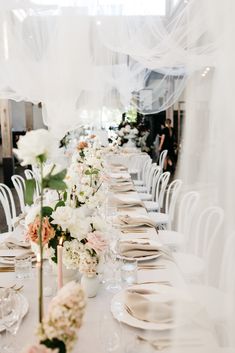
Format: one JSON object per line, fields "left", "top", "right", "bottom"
{"left": 0, "top": 185, "right": 218, "bottom": 352}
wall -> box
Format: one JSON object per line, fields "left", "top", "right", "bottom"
{"left": 10, "top": 100, "right": 46, "bottom": 131}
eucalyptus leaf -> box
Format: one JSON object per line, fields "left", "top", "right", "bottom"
{"left": 55, "top": 200, "right": 65, "bottom": 209}
{"left": 42, "top": 206, "right": 53, "bottom": 217}
{"left": 48, "top": 179, "right": 67, "bottom": 191}
{"left": 24, "top": 178, "right": 36, "bottom": 206}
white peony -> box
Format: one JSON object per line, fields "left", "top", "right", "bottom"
{"left": 91, "top": 215, "right": 107, "bottom": 232}
{"left": 13, "top": 129, "right": 58, "bottom": 166}
{"left": 51, "top": 205, "right": 77, "bottom": 232}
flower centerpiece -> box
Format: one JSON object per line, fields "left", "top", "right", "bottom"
{"left": 14, "top": 129, "right": 67, "bottom": 323}
{"left": 15, "top": 129, "right": 86, "bottom": 353}
{"left": 22, "top": 281, "right": 86, "bottom": 353}
{"left": 66, "top": 140, "right": 105, "bottom": 210}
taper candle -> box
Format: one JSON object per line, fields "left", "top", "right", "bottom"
{"left": 57, "top": 237, "right": 63, "bottom": 290}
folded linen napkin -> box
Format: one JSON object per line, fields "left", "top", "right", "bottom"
{"left": 117, "top": 214, "right": 157, "bottom": 228}
{"left": 0, "top": 237, "right": 31, "bottom": 250}
{"left": 108, "top": 172, "right": 131, "bottom": 180}
{"left": 111, "top": 184, "right": 135, "bottom": 193}
{"left": 111, "top": 196, "right": 143, "bottom": 208}
{"left": 119, "top": 240, "right": 161, "bottom": 258}
{"left": 125, "top": 288, "right": 173, "bottom": 323}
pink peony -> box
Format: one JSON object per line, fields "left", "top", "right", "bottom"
{"left": 21, "top": 344, "right": 58, "bottom": 353}
{"left": 86, "top": 231, "right": 108, "bottom": 254}
{"left": 26, "top": 216, "right": 55, "bottom": 245}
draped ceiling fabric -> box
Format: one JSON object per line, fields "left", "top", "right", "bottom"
{"left": 0, "top": 0, "right": 214, "bottom": 135}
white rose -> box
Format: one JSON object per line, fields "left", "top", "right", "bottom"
{"left": 51, "top": 205, "right": 76, "bottom": 231}
{"left": 13, "top": 129, "right": 58, "bottom": 166}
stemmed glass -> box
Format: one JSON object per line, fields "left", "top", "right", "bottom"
{"left": 0, "top": 288, "right": 22, "bottom": 353}
{"left": 105, "top": 228, "right": 122, "bottom": 292}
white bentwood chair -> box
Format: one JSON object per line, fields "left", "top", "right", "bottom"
{"left": 133, "top": 158, "right": 151, "bottom": 186}
{"left": 11, "top": 175, "right": 26, "bottom": 213}
{"left": 173, "top": 206, "right": 224, "bottom": 281}
{"left": 0, "top": 183, "right": 17, "bottom": 232}
{"left": 148, "top": 179, "right": 183, "bottom": 230}
{"left": 157, "top": 191, "right": 200, "bottom": 250}
{"left": 158, "top": 149, "right": 168, "bottom": 170}
{"left": 24, "top": 169, "right": 40, "bottom": 197}
{"left": 143, "top": 171, "right": 170, "bottom": 212}
{"left": 188, "top": 233, "right": 235, "bottom": 345}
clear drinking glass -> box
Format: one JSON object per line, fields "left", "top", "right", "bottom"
{"left": 14, "top": 254, "right": 32, "bottom": 279}
{"left": 0, "top": 288, "right": 22, "bottom": 353}
{"left": 121, "top": 259, "right": 137, "bottom": 285}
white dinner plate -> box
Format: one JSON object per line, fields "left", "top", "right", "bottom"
{"left": 111, "top": 283, "right": 197, "bottom": 331}
{"left": 0, "top": 293, "right": 29, "bottom": 332}
{"left": 117, "top": 239, "right": 163, "bottom": 262}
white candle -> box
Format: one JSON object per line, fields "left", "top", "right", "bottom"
{"left": 57, "top": 238, "right": 63, "bottom": 290}
{"left": 36, "top": 253, "right": 43, "bottom": 321}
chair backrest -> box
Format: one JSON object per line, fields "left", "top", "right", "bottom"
{"left": 194, "top": 206, "right": 224, "bottom": 258}
{"left": 24, "top": 169, "right": 40, "bottom": 197}
{"left": 136, "top": 154, "right": 150, "bottom": 180}
{"left": 142, "top": 159, "right": 152, "bottom": 184}
{"left": 11, "top": 175, "right": 25, "bottom": 213}
{"left": 145, "top": 163, "right": 157, "bottom": 193}
{"left": 155, "top": 171, "right": 170, "bottom": 211}
{"left": 24, "top": 169, "right": 34, "bottom": 179}
{"left": 0, "top": 183, "right": 17, "bottom": 232}
{"left": 177, "top": 191, "right": 200, "bottom": 236}
{"left": 159, "top": 150, "right": 168, "bottom": 170}
{"left": 165, "top": 179, "right": 183, "bottom": 230}
{"left": 219, "top": 233, "right": 235, "bottom": 292}
{"left": 151, "top": 166, "right": 162, "bottom": 201}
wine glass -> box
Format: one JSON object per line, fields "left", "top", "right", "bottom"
{"left": 105, "top": 243, "right": 122, "bottom": 292}
{"left": 99, "top": 309, "right": 123, "bottom": 353}
{"left": 0, "top": 289, "right": 22, "bottom": 353}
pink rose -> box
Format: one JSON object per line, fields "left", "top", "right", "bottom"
{"left": 21, "top": 344, "right": 58, "bottom": 353}
{"left": 86, "top": 231, "right": 108, "bottom": 253}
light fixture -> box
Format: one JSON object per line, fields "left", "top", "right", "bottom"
{"left": 96, "top": 20, "right": 101, "bottom": 26}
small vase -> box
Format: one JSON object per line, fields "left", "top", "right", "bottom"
{"left": 81, "top": 274, "right": 100, "bottom": 298}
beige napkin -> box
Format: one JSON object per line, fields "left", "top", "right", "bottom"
{"left": 125, "top": 288, "right": 173, "bottom": 323}
{"left": 1, "top": 237, "right": 31, "bottom": 250}
{"left": 117, "top": 215, "right": 157, "bottom": 228}
{"left": 111, "top": 184, "right": 135, "bottom": 193}
{"left": 119, "top": 240, "right": 161, "bottom": 258}
{"left": 111, "top": 196, "right": 143, "bottom": 208}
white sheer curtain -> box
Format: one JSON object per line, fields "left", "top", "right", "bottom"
{"left": 0, "top": 0, "right": 214, "bottom": 135}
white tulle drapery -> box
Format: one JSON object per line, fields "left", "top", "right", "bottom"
{"left": 0, "top": 0, "right": 214, "bottom": 135}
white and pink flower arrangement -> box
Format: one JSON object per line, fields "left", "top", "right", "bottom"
{"left": 65, "top": 140, "right": 105, "bottom": 210}
{"left": 22, "top": 281, "right": 86, "bottom": 353}
{"left": 61, "top": 215, "right": 108, "bottom": 276}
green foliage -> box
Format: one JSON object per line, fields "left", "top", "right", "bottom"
{"left": 41, "top": 338, "right": 66, "bottom": 353}
{"left": 43, "top": 169, "right": 67, "bottom": 191}
{"left": 24, "top": 178, "right": 37, "bottom": 206}
{"left": 84, "top": 167, "right": 99, "bottom": 176}
{"left": 55, "top": 200, "right": 65, "bottom": 210}
{"left": 42, "top": 206, "right": 53, "bottom": 217}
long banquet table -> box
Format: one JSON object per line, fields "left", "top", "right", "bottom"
{"left": 0, "top": 169, "right": 218, "bottom": 352}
